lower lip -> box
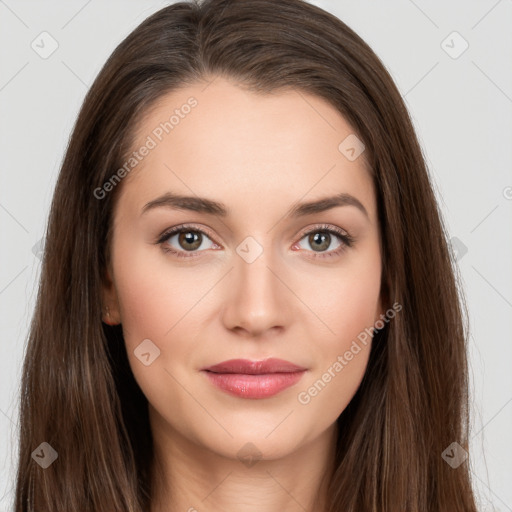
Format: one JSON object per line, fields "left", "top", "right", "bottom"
{"left": 202, "top": 370, "right": 306, "bottom": 399}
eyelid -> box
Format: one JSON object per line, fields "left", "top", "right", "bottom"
{"left": 155, "top": 223, "right": 218, "bottom": 245}
{"left": 295, "top": 223, "right": 350, "bottom": 241}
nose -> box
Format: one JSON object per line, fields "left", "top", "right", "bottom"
{"left": 221, "top": 244, "right": 293, "bottom": 338}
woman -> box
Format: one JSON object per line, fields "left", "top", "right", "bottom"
{"left": 14, "top": 0, "right": 478, "bottom": 510}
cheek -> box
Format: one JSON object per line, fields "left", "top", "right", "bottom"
{"left": 112, "top": 238, "right": 192, "bottom": 340}
{"left": 114, "top": 267, "right": 166, "bottom": 343}
{"left": 304, "top": 240, "right": 382, "bottom": 349}
{"left": 111, "top": 240, "right": 213, "bottom": 385}
{"left": 329, "top": 269, "right": 381, "bottom": 342}
{"left": 111, "top": 249, "right": 192, "bottom": 410}
{"left": 110, "top": 240, "right": 182, "bottom": 373}
{"left": 296, "top": 288, "right": 376, "bottom": 425}
{"left": 296, "top": 243, "right": 381, "bottom": 413}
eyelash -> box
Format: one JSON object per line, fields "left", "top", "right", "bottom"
{"left": 155, "top": 223, "right": 355, "bottom": 260}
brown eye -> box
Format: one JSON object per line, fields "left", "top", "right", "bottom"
{"left": 177, "top": 231, "right": 203, "bottom": 251}
{"left": 294, "top": 224, "right": 354, "bottom": 259}
{"left": 307, "top": 232, "right": 332, "bottom": 252}
{"left": 157, "top": 225, "right": 218, "bottom": 258}
{"left": 297, "top": 230, "right": 343, "bottom": 253}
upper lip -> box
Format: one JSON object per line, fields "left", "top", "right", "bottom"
{"left": 202, "top": 358, "right": 307, "bottom": 374}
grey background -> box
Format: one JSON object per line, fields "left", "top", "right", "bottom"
{"left": 1, "top": 0, "right": 511, "bottom": 510}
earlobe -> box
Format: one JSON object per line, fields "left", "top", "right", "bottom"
{"left": 375, "top": 275, "right": 392, "bottom": 327}
{"left": 102, "top": 305, "right": 114, "bottom": 325}
{"left": 373, "top": 295, "right": 389, "bottom": 335}
{"left": 101, "top": 267, "right": 122, "bottom": 325}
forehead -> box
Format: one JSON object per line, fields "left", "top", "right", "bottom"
{"left": 116, "top": 77, "right": 376, "bottom": 222}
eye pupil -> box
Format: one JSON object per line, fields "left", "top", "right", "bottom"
{"left": 179, "top": 231, "right": 202, "bottom": 251}
{"left": 309, "top": 232, "right": 330, "bottom": 252}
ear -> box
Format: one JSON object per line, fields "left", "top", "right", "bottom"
{"left": 373, "top": 279, "right": 392, "bottom": 330}
{"left": 374, "top": 269, "right": 392, "bottom": 325}
{"left": 101, "top": 266, "right": 122, "bottom": 325}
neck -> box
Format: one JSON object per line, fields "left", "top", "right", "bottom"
{"left": 149, "top": 409, "right": 338, "bottom": 512}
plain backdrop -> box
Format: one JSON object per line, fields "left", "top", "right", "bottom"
{"left": 1, "top": 1, "right": 511, "bottom": 510}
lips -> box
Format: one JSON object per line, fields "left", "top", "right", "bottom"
{"left": 202, "top": 358, "right": 307, "bottom": 374}
{"left": 201, "top": 358, "right": 307, "bottom": 399}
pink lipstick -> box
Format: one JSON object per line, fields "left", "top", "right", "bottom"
{"left": 201, "top": 358, "right": 307, "bottom": 399}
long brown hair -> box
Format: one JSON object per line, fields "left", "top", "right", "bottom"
{"left": 14, "top": 0, "right": 478, "bottom": 510}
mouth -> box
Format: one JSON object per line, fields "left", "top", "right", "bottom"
{"left": 201, "top": 358, "right": 307, "bottom": 399}
{"left": 202, "top": 357, "right": 307, "bottom": 374}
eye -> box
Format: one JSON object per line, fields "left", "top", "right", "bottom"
{"left": 293, "top": 224, "right": 354, "bottom": 259}
{"left": 156, "top": 224, "right": 219, "bottom": 258}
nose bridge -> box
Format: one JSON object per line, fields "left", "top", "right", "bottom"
{"left": 222, "top": 234, "right": 290, "bottom": 335}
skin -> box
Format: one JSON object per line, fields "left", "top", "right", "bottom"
{"left": 102, "top": 76, "right": 384, "bottom": 512}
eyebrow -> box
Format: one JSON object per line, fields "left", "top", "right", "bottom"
{"left": 141, "top": 191, "right": 369, "bottom": 219}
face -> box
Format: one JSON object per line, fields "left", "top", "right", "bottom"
{"left": 102, "top": 76, "right": 383, "bottom": 462}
